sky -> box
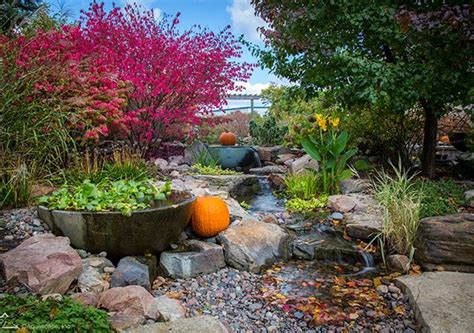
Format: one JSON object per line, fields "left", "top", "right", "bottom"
{"left": 45, "top": 0, "right": 285, "bottom": 110}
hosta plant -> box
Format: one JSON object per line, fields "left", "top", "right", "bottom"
{"left": 38, "top": 179, "right": 171, "bottom": 217}
{"left": 299, "top": 113, "right": 357, "bottom": 194}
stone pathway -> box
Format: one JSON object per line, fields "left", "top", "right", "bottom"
{"left": 396, "top": 272, "right": 474, "bottom": 333}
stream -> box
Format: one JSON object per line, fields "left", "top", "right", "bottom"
{"left": 246, "top": 176, "right": 375, "bottom": 276}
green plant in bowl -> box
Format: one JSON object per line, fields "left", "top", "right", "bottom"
{"left": 38, "top": 179, "right": 171, "bottom": 217}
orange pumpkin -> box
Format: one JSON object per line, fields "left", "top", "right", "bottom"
{"left": 192, "top": 196, "right": 230, "bottom": 237}
{"left": 439, "top": 135, "right": 450, "bottom": 144}
{"left": 218, "top": 131, "right": 237, "bottom": 146}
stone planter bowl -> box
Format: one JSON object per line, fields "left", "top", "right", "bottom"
{"left": 37, "top": 192, "right": 195, "bottom": 258}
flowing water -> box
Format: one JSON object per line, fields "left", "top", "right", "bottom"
{"left": 247, "top": 177, "right": 285, "bottom": 214}
{"left": 246, "top": 176, "right": 375, "bottom": 275}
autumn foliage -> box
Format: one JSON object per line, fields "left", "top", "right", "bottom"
{"left": 0, "top": 2, "right": 252, "bottom": 153}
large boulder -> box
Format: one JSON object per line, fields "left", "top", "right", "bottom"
{"left": 159, "top": 240, "right": 226, "bottom": 279}
{"left": 344, "top": 194, "right": 383, "bottom": 240}
{"left": 414, "top": 213, "right": 474, "bottom": 272}
{"left": 98, "top": 285, "right": 159, "bottom": 320}
{"left": 396, "top": 272, "right": 474, "bottom": 333}
{"left": 0, "top": 234, "right": 82, "bottom": 295}
{"left": 127, "top": 316, "right": 228, "bottom": 333}
{"left": 285, "top": 154, "right": 319, "bottom": 174}
{"left": 218, "top": 220, "right": 289, "bottom": 272}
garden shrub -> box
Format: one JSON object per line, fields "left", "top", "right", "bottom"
{"left": 1, "top": 2, "right": 252, "bottom": 177}
{"left": 0, "top": 295, "right": 111, "bottom": 332}
{"left": 249, "top": 113, "right": 287, "bottom": 145}
{"left": 79, "top": 3, "right": 253, "bottom": 147}
{"left": 343, "top": 106, "right": 423, "bottom": 168}
{"left": 415, "top": 179, "right": 466, "bottom": 218}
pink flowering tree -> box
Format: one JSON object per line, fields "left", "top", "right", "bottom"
{"left": 79, "top": 2, "right": 254, "bottom": 148}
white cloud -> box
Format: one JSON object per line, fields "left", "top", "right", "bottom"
{"left": 226, "top": 0, "right": 267, "bottom": 43}
{"left": 233, "top": 81, "right": 270, "bottom": 95}
{"left": 153, "top": 7, "right": 162, "bottom": 19}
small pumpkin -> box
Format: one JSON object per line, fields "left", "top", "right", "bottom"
{"left": 218, "top": 131, "right": 237, "bottom": 146}
{"left": 192, "top": 196, "right": 230, "bottom": 237}
{"left": 439, "top": 135, "right": 450, "bottom": 144}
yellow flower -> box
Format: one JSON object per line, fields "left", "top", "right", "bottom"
{"left": 330, "top": 117, "right": 340, "bottom": 128}
{"left": 315, "top": 114, "right": 327, "bottom": 131}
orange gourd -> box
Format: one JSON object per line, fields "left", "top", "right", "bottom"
{"left": 192, "top": 196, "right": 230, "bottom": 237}
{"left": 218, "top": 131, "right": 237, "bottom": 146}
{"left": 439, "top": 135, "right": 450, "bottom": 144}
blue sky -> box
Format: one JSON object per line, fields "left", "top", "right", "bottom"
{"left": 45, "top": 0, "right": 284, "bottom": 101}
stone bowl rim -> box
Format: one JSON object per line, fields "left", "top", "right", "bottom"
{"left": 37, "top": 191, "right": 196, "bottom": 216}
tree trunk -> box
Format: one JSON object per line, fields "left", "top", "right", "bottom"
{"left": 420, "top": 101, "right": 438, "bottom": 179}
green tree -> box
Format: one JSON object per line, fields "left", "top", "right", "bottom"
{"left": 1, "top": 0, "right": 43, "bottom": 34}
{"left": 251, "top": 1, "right": 473, "bottom": 178}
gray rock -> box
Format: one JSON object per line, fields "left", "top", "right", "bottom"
{"left": 291, "top": 233, "right": 358, "bottom": 261}
{"left": 111, "top": 257, "right": 153, "bottom": 291}
{"left": 219, "top": 220, "right": 289, "bottom": 272}
{"left": 328, "top": 212, "right": 344, "bottom": 220}
{"left": 153, "top": 158, "right": 168, "bottom": 169}
{"left": 258, "top": 146, "right": 291, "bottom": 162}
{"left": 78, "top": 263, "right": 110, "bottom": 293}
{"left": 189, "top": 174, "right": 260, "bottom": 200}
{"left": 275, "top": 154, "right": 296, "bottom": 164}
{"left": 126, "top": 315, "right": 228, "bottom": 333}
{"left": 285, "top": 154, "right": 319, "bottom": 174}
{"left": 415, "top": 213, "right": 474, "bottom": 272}
{"left": 339, "top": 178, "right": 369, "bottom": 194}
{"left": 396, "top": 272, "right": 474, "bottom": 333}
{"left": 465, "top": 189, "right": 474, "bottom": 208}
{"left": 249, "top": 165, "right": 286, "bottom": 175}
{"left": 159, "top": 240, "right": 226, "bottom": 279}
{"left": 154, "top": 295, "right": 186, "bottom": 321}
{"left": 344, "top": 195, "right": 383, "bottom": 240}
{"left": 168, "top": 155, "right": 184, "bottom": 165}
{"left": 327, "top": 195, "right": 358, "bottom": 213}
{"left": 387, "top": 254, "right": 410, "bottom": 272}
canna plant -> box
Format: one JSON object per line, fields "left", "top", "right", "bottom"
{"left": 300, "top": 113, "right": 357, "bottom": 195}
